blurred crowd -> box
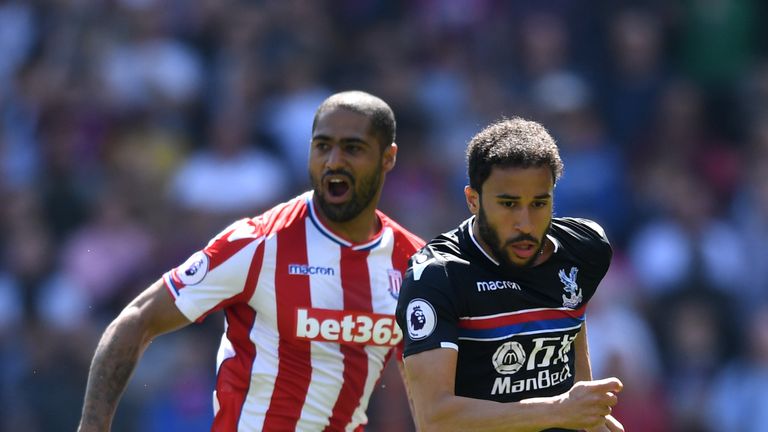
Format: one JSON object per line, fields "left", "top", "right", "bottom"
{"left": 1, "top": 1, "right": 768, "bottom": 431}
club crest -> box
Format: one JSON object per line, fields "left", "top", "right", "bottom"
{"left": 387, "top": 269, "right": 402, "bottom": 299}
{"left": 559, "top": 267, "right": 582, "bottom": 309}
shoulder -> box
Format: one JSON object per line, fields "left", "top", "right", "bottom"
{"left": 406, "top": 228, "right": 467, "bottom": 283}
{"left": 398, "top": 234, "right": 460, "bottom": 314}
{"left": 553, "top": 217, "right": 609, "bottom": 243}
{"left": 377, "top": 210, "right": 426, "bottom": 253}
{"left": 206, "top": 193, "right": 310, "bottom": 248}
{"left": 252, "top": 192, "right": 311, "bottom": 235}
{"left": 551, "top": 217, "right": 612, "bottom": 263}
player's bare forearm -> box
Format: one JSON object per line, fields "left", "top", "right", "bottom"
{"left": 574, "top": 324, "right": 593, "bottom": 382}
{"left": 78, "top": 279, "right": 191, "bottom": 431}
{"left": 585, "top": 414, "right": 625, "bottom": 432}
{"left": 405, "top": 349, "right": 623, "bottom": 432}
{"left": 398, "top": 360, "right": 420, "bottom": 429}
{"left": 78, "top": 310, "right": 149, "bottom": 431}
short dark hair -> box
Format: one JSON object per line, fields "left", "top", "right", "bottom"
{"left": 312, "top": 91, "right": 395, "bottom": 151}
{"left": 467, "top": 117, "right": 564, "bottom": 192}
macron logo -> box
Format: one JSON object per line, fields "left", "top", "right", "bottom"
{"left": 288, "top": 264, "right": 335, "bottom": 276}
{"left": 476, "top": 280, "right": 521, "bottom": 292}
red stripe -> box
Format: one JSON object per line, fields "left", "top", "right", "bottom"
{"left": 387, "top": 220, "right": 425, "bottom": 260}
{"left": 389, "top": 224, "right": 425, "bottom": 359}
{"left": 210, "top": 239, "right": 264, "bottom": 431}
{"left": 324, "top": 248, "right": 372, "bottom": 432}
{"left": 208, "top": 220, "right": 262, "bottom": 269}
{"left": 169, "top": 219, "right": 260, "bottom": 299}
{"left": 263, "top": 218, "right": 313, "bottom": 431}
{"left": 260, "top": 193, "right": 309, "bottom": 235}
{"left": 195, "top": 240, "right": 266, "bottom": 324}
{"left": 380, "top": 212, "right": 426, "bottom": 269}
{"left": 211, "top": 304, "right": 257, "bottom": 431}
{"left": 459, "top": 304, "right": 587, "bottom": 330}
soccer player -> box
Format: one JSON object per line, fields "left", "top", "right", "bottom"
{"left": 78, "top": 91, "right": 425, "bottom": 432}
{"left": 396, "top": 118, "right": 624, "bottom": 432}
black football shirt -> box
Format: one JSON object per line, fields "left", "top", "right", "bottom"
{"left": 396, "top": 216, "right": 612, "bottom": 432}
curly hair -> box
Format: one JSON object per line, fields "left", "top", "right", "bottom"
{"left": 466, "top": 117, "right": 564, "bottom": 192}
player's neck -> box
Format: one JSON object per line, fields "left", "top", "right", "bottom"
{"left": 315, "top": 204, "right": 383, "bottom": 245}
{"left": 533, "top": 238, "right": 554, "bottom": 265}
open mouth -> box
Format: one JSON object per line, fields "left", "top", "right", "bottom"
{"left": 323, "top": 175, "right": 352, "bottom": 202}
{"left": 509, "top": 241, "right": 538, "bottom": 259}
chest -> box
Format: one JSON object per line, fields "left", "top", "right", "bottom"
{"left": 449, "top": 261, "right": 595, "bottom": 402}
{"left": 250, "top": 232, "right": 404, "bottom": 347}
{"left": 450, "top": 258, "right": 601, "bottom": 317}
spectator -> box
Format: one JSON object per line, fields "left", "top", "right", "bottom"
{"left": 170, "top": 110, "right": 291, "bottom": 216}
{"left": 707, "top": 303, "right": 768, "bottom": 431}
{"left": 0, "top": 3, "right": 765, "bottom": 431}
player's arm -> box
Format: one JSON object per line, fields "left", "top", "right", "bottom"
{"left": 575, "top": 322, "right": 593, "bottom": 382}
{"left": 78, "top": 278, "right": 191, "bottom": 432}
{"left": 403, "top": 347, "right": 622, "bottom": 432}
{"left": 397, "top": 359, "right": 421, "bottom": 430}
{"left": 575, "top": 323, "right": 625, "bottom": 432}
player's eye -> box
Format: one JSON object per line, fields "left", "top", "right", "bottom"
{"left": 313, "top": 141, "right": 330, "bottom": 152}
{"left": 344, "top": 143, "right": 364, "bottom": 154}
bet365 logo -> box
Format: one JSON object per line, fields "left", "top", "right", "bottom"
{"left": 295, "top": 308, "right": 403, "bottom": 346}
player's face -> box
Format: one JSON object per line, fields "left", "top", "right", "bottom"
{"left": 309, "top": 108, "right": 396, "bottom": 222}
{"left": 466, "top": 165, "right": 554, "bottom": 268}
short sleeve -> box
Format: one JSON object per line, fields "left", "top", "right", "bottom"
{"left": 396, "top": 252, "right": 461, "bottom": 357}
{"left": 163, "top": 218, "right": 264, "bottom": 322}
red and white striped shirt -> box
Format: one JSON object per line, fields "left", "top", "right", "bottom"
{"left": 163, "top": 191, "right": 424, "bottom": 432}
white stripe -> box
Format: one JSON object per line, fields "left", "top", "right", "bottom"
{"left": 307, "top": 192, "right": 385, "bottom": 250}
{"left": 368, "top": 227, "right": 397, "bottom": 315}
{"left": 162, "top": 273, "right": 179, "bottom": 299}
{"left": 412, "top": 257, "right": 435, "bottom": 281}
{"left": 236, "top": 234, "right": 279, "bottom": 431}
{"left": 350, "top": 227, "right": 399, "bottom": 428}
{"left": 306, "top": 193, "right": 352, "bottom": 247}
{"left": 460, "top": 305, "right": 581, "bottom": 321}
{"left": 214, "top": 325, "right": 234, "bottom": 374}
{"left": 441, "top": 342, "right": 459, "bottom": 350}
{"left": 468, "top": 216, "right": 499, "bottom": 266}
{"left": 296, "top": 217, "right": 345, "bottom": 431}
{"left": 458, "top": 323, "right": 584, "bottom": 341}
{"left": 547, "top": 233, "right": 560, "bottom": 253}
{"left": 175, "top": 240, "right": 261, "bottom": 322}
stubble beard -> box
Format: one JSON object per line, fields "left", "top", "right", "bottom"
{"left": 476, "top": 205, "right": 549, "bottom": 269}
{"left": 311, "top": 168, "right": 382, "bottom": 223}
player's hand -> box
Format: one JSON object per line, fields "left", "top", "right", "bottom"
{"left": 556, "top": 377, "right": 623, "bottom": 430}
{"left": 584, "top": 414, "right": 625, "bottom": 432}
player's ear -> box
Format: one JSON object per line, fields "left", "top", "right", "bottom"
{"left": 382, "top": 143, "right": 397, "bottom": 172}
{"left": 465, "top": 185, "right": 480, "bottom": 215}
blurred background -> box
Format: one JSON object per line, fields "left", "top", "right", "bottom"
{"left": 1, "top": 0, "right": 767, "bottom": 431}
